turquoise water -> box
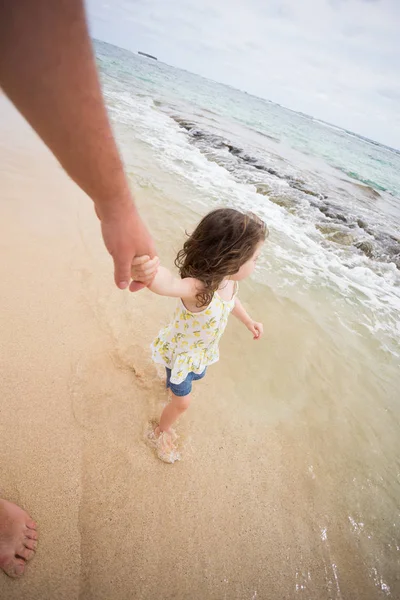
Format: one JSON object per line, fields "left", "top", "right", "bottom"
{"left": 94, "top": 39, "right": 400, "bottom": 359}
{"left": 95, "top": 40, "right": 400, "bottom": 200}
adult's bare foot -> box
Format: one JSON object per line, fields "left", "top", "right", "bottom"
{"left": 0, "top": 499, "right": 38, "bottom": 578}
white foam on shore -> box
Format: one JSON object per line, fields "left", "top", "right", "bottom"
{"left": 105, "top": 86, "right": 400, "bottom": 357}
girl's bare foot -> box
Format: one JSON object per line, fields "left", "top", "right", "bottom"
{"left": 0, "top": 499, "right": 38, "bottom": 578}
{"left": 146, "top": 426, "right": 180, "bottom": 464}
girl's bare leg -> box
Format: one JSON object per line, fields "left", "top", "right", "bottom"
{"left": 155, "top": 393, "right": 191, "bottom": 435}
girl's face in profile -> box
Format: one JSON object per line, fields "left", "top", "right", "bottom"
{"left": 230, "top": 242, "right": 263, "bottom": 281}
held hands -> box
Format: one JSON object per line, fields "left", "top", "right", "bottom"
{"left": 246, "top": 320, "right": 264, "bottom": 340}
{"left": 131, "top": 255, "right": 160, "bottom": 286}
{"left": 98, "top": 203, "right": 157, "bottom": 292}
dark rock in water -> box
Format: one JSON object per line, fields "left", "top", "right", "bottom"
{"left": 251, "top": 162, "right": 279, "bottom": 176}
{"left": 316, "top": 223, "right": 345, "bottom": 235}
{"left": 327, "top": 231, "right": 354, "bottom": 245}
{"left": 172, "top": 121, "right": 294, "bottom": 183}
{"left": 190, "top": 128, "right": 204, "bottom": 137}
{"left": 174, "top": 119, "right": 197, "bottom": 132}
{"left": 319, "top": 204, "right": 348, "bottom": 222}
{"left": 225, "top": 144, "right": 245, "bottom": 157}
{"left": 267, "top": 167, "right": 279, "bottom": 177}
{"left": 357, "top": 218, "right": 368, "bottom": 230}
{"left": 387, "top": 244, "right": 400, "bottom": 261}
{"left": 289, "top": 181, "right": 320, "bottom": 198}
{"left": 354, "top": 239, "right": 374, "bottom": 258}
{"left": 308, "top": 199, "right": 321, "bottom": 208}
{"left": 369, "top": 230, "right": 400, "bottom": 251}
{"left": 192, "top": 131, "right": 227, "bottom": 149}
{"left": 255, "top": 184, "right": 272, "bottom": 196}
{"left": 226, "top": 146, "right": 263, "bottom": 166}
{"left": 255, "top": 183, "right": 296, "bottom": 209}
{"left": 284, "top": 177, "right": 328, "bottom": 199}
{"left": 285, "top": 175, "right": 305, "bottom": 185}
{"left": 269, "top": 195, "right": 296, "bottom": 209}
{"left": 240, "top": 154, "right": 261, "bottom": 165}
{"left": 391, "top": 254, "right": 400, "bottom": 269}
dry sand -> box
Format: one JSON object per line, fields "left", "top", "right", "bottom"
{"left": 1, "top": 96, "right": 398, "bottom": 600}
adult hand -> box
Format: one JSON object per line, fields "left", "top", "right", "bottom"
{"left": 100, "top": 204, "right": 156, "bottom": 292}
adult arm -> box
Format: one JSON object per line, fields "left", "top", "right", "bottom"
{"left": 0, "top": 0, "right": 154, "bottom": 290}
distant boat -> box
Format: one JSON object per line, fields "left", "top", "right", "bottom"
{"left": 138, "top": 51, "right": 157, "bottom": 61}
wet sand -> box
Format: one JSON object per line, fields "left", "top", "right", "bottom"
{"left": 1, "top": 95, "right": 399, "bottom": 600}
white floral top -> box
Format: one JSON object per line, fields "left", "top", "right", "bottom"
{"left": 151, "top": 284, "right": 238, "bottom": 384}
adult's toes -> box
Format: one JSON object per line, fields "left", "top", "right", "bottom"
{"left": 17, "top": 547, "right": 35, "bottom": 561}
{"left": 26, "top": 519, "right": 37, "bottom": 530}
{"left": 24, "top": 537, "right": 38, "bottom": 551}
{"left": 24, "top": 528, "right": 38, "bottom": 541}
{"left": 2, "top": 558, "right": 26, "bottom": 578}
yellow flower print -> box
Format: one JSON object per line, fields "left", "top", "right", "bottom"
{"left": 171, "top": 333, "right": 185, "bottom": 344}
{"left": 192, "top": 340, "right": 204, "bottom": 349}
{"left": 152, "top": 288, "right": 233, "bottom": 376}
{"left": 159, "top": 342, "right": 170, "bottom": 355}
{"left": 202, "top": 317, "right": 217, "bottom": 330}
{"left": 181, "top": 311, "right": 193, "bottom": 321}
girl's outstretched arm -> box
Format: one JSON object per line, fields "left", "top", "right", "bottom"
{"left": 131, "top": 258, "right": 200, "bottom": 300}
{"left": 232, "top": 298, "right": 264, "bottom": 340}
{"left": 149, "top": 267, "right": 199, "bottom": 299}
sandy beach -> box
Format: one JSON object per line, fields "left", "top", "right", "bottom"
{"left": 1, "top": 94, "right": 399, "bottom": 600}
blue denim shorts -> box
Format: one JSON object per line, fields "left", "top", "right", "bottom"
{"left": 166, "top": 368, "right": 206, "bottom": 397}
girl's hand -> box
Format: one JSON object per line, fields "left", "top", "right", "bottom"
{"left": 247, "top": 321, "right": 264, "bottom": 340}
{"left": 131, "top": 255, "right": 160, "bottom": 286}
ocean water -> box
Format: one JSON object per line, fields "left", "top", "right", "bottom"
{"left": 94, "top": 39, "right": 400, "bottom": 360}
{"left": 93, "top": 39, "right": 400, "bottom": 598}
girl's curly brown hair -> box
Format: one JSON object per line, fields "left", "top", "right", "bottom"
{"left": 175, "top": 208, "right": 268, "bottom": 308}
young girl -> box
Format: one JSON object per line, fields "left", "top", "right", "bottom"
{"left": 131, "top": 208, "right": 268, "bottom": 463}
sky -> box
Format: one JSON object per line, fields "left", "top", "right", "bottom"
{"left": 87, "top": 0, "right": 400, "bottom": 149}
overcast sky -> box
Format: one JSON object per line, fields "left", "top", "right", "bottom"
{"left": 87, "top": 0, "right": 400, "bottom": 149}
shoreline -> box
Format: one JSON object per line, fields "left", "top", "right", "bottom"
{"left": 1, "top": 95, "right": 399, "bottom": 599}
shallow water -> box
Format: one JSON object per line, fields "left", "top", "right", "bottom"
{"left": 95, "top": 40, "right": 400, "bottom": 359}
{"left": 90, "top": 40, "right": 400, "bottom": 598}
